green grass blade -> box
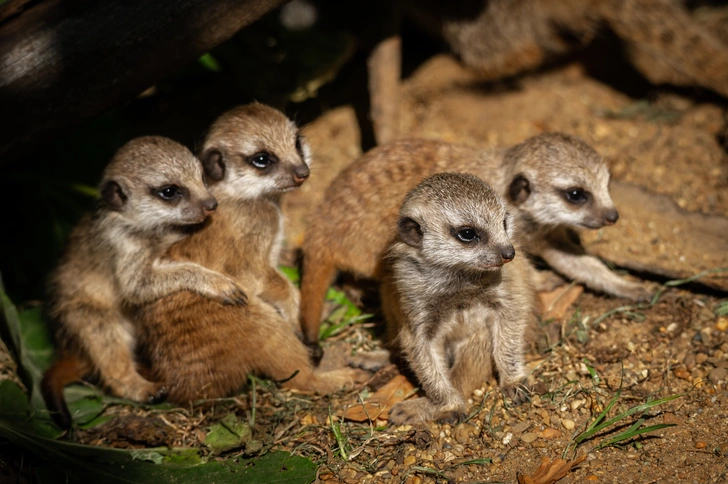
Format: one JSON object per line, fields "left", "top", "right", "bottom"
{"left": 595, "top": 423, "right": 676, "bottom": 450}
{"left": 663, "top": 267, "right": 728, "bottom": 287}
{"left": 576, "top": 390, "right": 621, "bottom": 444}
{"left": 576, "top": 394, "right": 681, "bottom": 444}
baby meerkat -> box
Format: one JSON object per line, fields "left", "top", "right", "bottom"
{"left": 134, "top": 104, "right": 364, "bottom": 404}
{"left": 42, "top": 136, "right": 247, "bottom": 427}
{"left": 383, "top": 173, "right": 534, "bottom": 425}
{"left": 300, "top": 133, "right": 651, "bottom": 357}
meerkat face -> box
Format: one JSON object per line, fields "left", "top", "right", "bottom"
{"left": 398, "top": 173, "right": 516, "bottom": 273}
{"left": 505, "top": 133, "right": 619, "bottom": 230}
{"left": 100, "top": 136, "right": 218, "bottom": 232}
{"left": 200, "top": 104, "right": 312, "bottom": 200}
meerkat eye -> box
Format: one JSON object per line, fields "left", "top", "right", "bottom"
{"left": 563, "top": 188, "right": 588, "bottom": 205}
{"left": 249, "top": 152, "right": 276, "bottom": 169}
{"left": 455, "top": 227, "right": 479, "bottom": 243}
{"left": 503, "top": 218, "right": 508, "bottom": 232}
{"left": 157, "top": 185, "right": 181, "bottom": 201}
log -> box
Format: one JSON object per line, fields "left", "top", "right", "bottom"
{"left": 0, "top": 0, "right": 284, "bottom": 161}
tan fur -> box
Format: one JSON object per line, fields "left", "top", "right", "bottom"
{"left": 300, "top": 134, "right": 651, "bottom": 354}
{"left": 380, "top": 173, "right": 534, "bottom": 425}
{"left": 134, "top": 104, "right": 363, "bottom": 404}
{"left": 43, "top": 136, "right": 247, "bottom": 426}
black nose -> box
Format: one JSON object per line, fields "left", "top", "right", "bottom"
{"left": 294, "top": 165, "right": 310, "bottom": 184}
{"left": 202, "top": 197, "right": 218, "bottom": 213}
{"left": 604, "top": 209, "right": 619, "bottom": 225}
{"left": 500, "top": 245, "right": 515, "bottom": 263}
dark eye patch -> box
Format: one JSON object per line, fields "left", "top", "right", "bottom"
{"left": 452, "top": 226, "right": 479, "bottom": 243}
{"left": 563, "top": 187, "right": 589, "bottom": 205}
{"left": 157, "top": 185, "right": 181, "bottom": 200}
{"left": 248, "top": 152, "right": 278, "bottom": 169}
{"left": 153, "top": 184, "right": 187, "bottom": 203}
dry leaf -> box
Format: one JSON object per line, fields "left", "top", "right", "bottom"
{"left": 517, "top": 455, "right": 587, "bottom": 484}
{"left": 340, "top": 375, "right": 415, "bottom": 422}
{"left": 539, "top": 285, "right": 584, "bottom": 321}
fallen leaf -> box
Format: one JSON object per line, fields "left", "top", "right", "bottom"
{"left": 539, "top": 285, "right": 584, "bottom": 321}
{"left": 340, "top": 375, "right": 415, "bottom": 422}
{"left": 516, "top": 455, "right": 587, "bottom": 484}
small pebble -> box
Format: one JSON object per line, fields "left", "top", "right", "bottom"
{"left": 541, "top": 428, "right": 561, "bottom": 439}
{"left": 403, "top": 455, "right": 416, "bottom": 466}
{"left": 696, "top": 353, "right": 708, "bottom": 364}
{"left": 709, "top": 367, "right": 727, "bottom": 383}
{"left": 673, "top": 368, "right": 691, "bottom": 380}
{"left": 503, "top": 432, "right": 513, "bottom": 445}
{"left": 562, "top": 419, "right": 575, "bottom": 430}
{"left": 695, "top": 441, "right": 707, "bottom": 449}
{"left": 521, "top": 432, "right": 538, "bottom": 443}
{"left": 716, "top": 317, "right": 728, "bottom": 332}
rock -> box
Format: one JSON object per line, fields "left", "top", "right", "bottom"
{"left": 673, "top": 368, "right": 691, "bottom": 380}
{"left": 541, "top": 428, "right": 561, "bottom": 439}
{"left": 403, "top": 455, "right": 416, "bottom": 467}
{"left": 454, "top": 423, "right": 478, "bottom": 445}
{"left": 521, "top": 432, "right": 538, "bottom": 443}
{"left": 562, "top": 419, "right": 575, "bottom": 430}
{"left": 708, "top": 367, "right": 727, "bottom": 383}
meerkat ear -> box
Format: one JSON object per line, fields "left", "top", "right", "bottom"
{"left": 202, "top": 148, "right": 225, "bottom": 182}
{"left": 398, "top": 216, "right": 423, "bottom": 248}
{"left": 100, "top": 180, "right": 127, "bottom": 210}
{"left": 508, "top": 174, "right": 531, "bottom": 205}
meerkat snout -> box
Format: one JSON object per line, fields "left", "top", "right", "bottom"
{"left": 200, "top": 196, "right": 218, "bottom": 215}
{"left": 500, "top": 245, "right": 515, "bottom": 263}
{"left": 604, "top": 208, "right": 619, "bottom": 225}
{"left": 293, "top": 164, "right": 310, "bottom": 185}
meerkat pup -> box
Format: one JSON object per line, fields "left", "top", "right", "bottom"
{"left": 133, "top": 104, "right": 363, "bottom": 404}
{"left": 42, "top": 136, "right": 248, "bottom": 427}
{"left": 382, "top": 173, "right": 534, "bottom": 425}
{"left": 301, "top": 133, "right": 651, "bottom": 357}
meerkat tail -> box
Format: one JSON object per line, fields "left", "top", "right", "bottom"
{"left": 41, "top": 354, "right": 91, "bottom": 428}
{"left": 299, "top": 250, "right": 338, "bottom": 356}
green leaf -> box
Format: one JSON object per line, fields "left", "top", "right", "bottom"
{"left": 63, "top": 385, "right": 107, "bottom": 426}
{"left": 0, "top": 281, "right": 62, "bottom": 438}
{"left": 198, "top": 53, "right": 221, "bottom": 72}
{"left": 205, "top": 414, "right": 254, "bottom": 455}
{"left": 279, "top": 265, "right": 300, "bottom": 285}
{"left": 0, "top": 418, "right": 315, "bottom": 483}
{"left": 0, "top": 379, "right": 29, "bottom": 418}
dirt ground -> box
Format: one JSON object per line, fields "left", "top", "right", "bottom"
{"left": 62, "top": 54, "right": 728, "bottom": 484}
{"left": 2, "top": 28, "right": 728, "bottom": 482}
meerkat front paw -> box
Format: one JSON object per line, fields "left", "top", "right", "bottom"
{"left": 625, "top": 283, "right": 653, "bottom": 304}
{"left": 435, "top": 408, "right": 468, "bottom": 425}
{"left": 208, "top": 277, "right": 248, "bottom": 306}
{"left": 389, "top": 398, "right": 438, "bottom": 425}
{"left": 502, "top": 382, "right": 530, "bottom": 405}
{"left": 349, "top": 349, "right": 392, "bottom": 372}
{"left": 122, "top": 378, "right": 168, "bottom": 404}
